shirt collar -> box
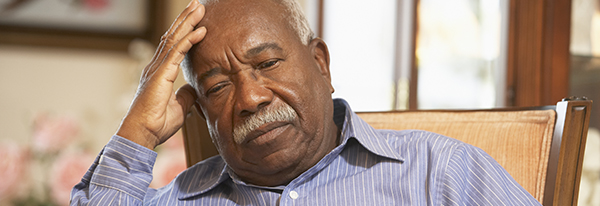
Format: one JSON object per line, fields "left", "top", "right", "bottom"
{"left": 178, "top": 98, "right": 403, "bottom": 200}
{"left": 333, "top": 98, "right": 404, "bottom": 162}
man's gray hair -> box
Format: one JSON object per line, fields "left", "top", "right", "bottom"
{"left": 181, "top": 0, "right": 315, "bottom": 90}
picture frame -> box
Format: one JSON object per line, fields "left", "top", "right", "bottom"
{"left": 0, "top": 0, "right": 166, "bottom": 51}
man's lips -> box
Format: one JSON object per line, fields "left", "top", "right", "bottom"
{"left": 242, "top": 121, "right": 291, "bottom": 145}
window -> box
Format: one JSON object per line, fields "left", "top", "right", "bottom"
{"left": 318, "top": 0, "right": 508, "bottom": 111}
{"left": 323, "top": 0, "right": 398, "bottom": 111}
{"left": 417, "top": 0, "right": 508, "bottom": 109}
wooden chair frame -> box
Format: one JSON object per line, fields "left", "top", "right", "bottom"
{"left": 182, "top": 99, "right": 592, "bottom": 206}
{"left": 543, "top": 99, "right": 591, "bottom": 205}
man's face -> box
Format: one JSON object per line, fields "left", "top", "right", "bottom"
{"left": 189, "top": 0, "right": 338, "bottom": 186}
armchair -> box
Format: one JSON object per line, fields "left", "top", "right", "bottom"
{"left": 182, "top": 98, "right": 592, "bottom": 206}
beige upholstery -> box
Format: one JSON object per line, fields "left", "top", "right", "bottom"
{"left": 357, "top": 110, "right": 556, "bottom": 203}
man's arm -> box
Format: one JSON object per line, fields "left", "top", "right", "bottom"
{"left": 70, "top": 136, "right": 158, "bottom": 205}
{"left": 440, "top": 145, "right": 542, "bottom": 205}
{"left": 70, "top": 0, "right": 206, "bottom": 204}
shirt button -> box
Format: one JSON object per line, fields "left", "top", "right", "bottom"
{"left": 289, "top": 191, "right": 299, "bottom": 199}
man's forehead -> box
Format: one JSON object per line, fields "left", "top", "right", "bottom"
{"left": 192, "top": 27, "right": 287, "bottom": 62}
{"left": 191, "top": 0, "right": 294, "bottom": 54}
{"left": 195, "top": 0, "right": 288, "bottom": 46}
{"left": 187, "top": 0, "right": 304, "bottom": 76}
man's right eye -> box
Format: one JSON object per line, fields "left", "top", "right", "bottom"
{"left": 206, "top": 83, "right": 227, "bottom": 96}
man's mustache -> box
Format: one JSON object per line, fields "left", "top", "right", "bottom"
{"left": 233, "top": 103, "right": 298, "bottom": 144}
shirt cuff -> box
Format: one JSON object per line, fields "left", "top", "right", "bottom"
{"left": 90, "top": 135, "right": 158, "bottom": 200}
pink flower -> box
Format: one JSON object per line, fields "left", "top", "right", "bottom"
{"left": 32, "top": 114, "right": 80, "bottom": 153}
{"left": 0, "top": 142, "right": 29, "bottom": 201}
{"left": 84, "top": 0, "right": 109, "bottom": 11}
{"left": 49, "top": 150, "right": 94, "bottom": 205}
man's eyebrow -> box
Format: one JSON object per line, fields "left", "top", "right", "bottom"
{"left": 198, "top": 67, "right": 222, "bottom": 85}
{"left": 245, "top": 42, "right": 283, "bottom": 58}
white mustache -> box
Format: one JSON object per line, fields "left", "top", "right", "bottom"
{"left": 233, "top": 103, "right": 297, "bottom": 144}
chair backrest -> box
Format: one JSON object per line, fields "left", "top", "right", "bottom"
{"left": 182, "top": 99, "right": 592, "bottom": 206}
{"left": 358, "top": 109, "right": 556, "bottom": 203}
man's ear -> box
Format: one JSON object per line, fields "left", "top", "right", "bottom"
{"left": 309, "top": 38, "right": 334, "bottom": 93}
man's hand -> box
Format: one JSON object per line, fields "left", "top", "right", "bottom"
{"left": 116, "top": 0, "right": 206, "bottom": 150}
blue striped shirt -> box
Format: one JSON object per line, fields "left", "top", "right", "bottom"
{"left": 71, "top": 99, "right": 540, "bottom": 205}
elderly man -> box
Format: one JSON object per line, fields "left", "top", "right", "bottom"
{"left": 71, "top": 0, "right": 541, "bottom": 205}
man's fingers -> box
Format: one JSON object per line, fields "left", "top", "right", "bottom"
{"left": 143, "top": 3, "right": 205, "bottom": 83}
{"left": 176, "top": 84, "right": 199, "bottom": 116}
{"left": 162, "top": 0, "right": 199, "bottom": 42}
{"left": 156, "top": 27, "right": 207, "bottom": 83}
{"left": 161, "top": 2, "right": 205, "bottom": 52}
{"left": 169, "top": 4, "right": 205, "bottom": 44}
{"left": 144, "top": 37, "right": 169, "bottom": 78}
{"left": 149, "top": 1, "right": 198, "bottom": 67}
{"left": 138, "top": 27, "right": 204, "bottom": 113}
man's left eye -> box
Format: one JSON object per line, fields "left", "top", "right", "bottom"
{"left": 257, "top": 59, "right": 280, "bottom": 69}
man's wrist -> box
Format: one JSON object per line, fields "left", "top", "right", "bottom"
{"left": 91, "top": 135, "right": 157, "bottom": 200}
{"left": 116, "top": 120, "right": 159, "bottom": 150}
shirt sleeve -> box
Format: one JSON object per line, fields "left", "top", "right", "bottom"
{"left": 439, "top": 144, "right": 542, "bottom": 206}
{"left": 70, "top": 135, "right": 158, "bottom": 206}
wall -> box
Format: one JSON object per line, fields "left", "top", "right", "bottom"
{"left": 0, "top": 45, "right": 135, "bottom": 150}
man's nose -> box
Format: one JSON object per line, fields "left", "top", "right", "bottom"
{"left": 233, "top": 71, "right": 274, "bottom": 117}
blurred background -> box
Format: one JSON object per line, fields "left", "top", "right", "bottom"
{"left": 0, "top": 0, "right": 598, "bottom": 205}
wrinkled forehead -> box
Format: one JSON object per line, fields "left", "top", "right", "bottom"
{"left": 189, "top": 0, "right": 300, "bottom": 69}
{"left": 200, "top": 2, "right": 283, "bottom": 47}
